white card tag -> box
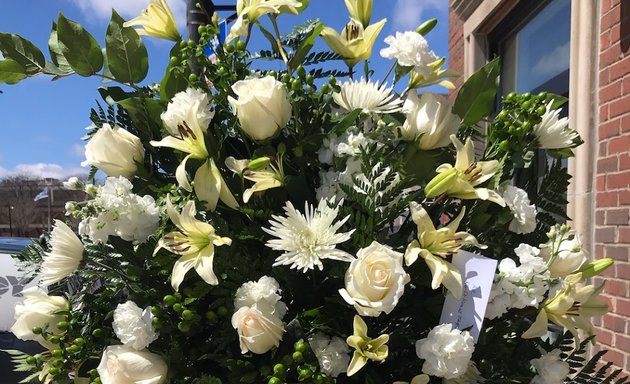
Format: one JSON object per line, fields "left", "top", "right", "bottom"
{"left": 439, "top": 250, "right": 497, "bottom": 342}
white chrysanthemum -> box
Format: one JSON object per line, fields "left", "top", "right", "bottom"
{"left": 234, "top": 276, "right": 287, "bottom": 318}
{"left": 533, "top": 100, "right": 578, "bottom": 149}
{"left": 309, "top": 332, "right": 351, "bottom": 378}
{"left": 500, "top": 184, "right": 537, "bottom": 234}
{"left": 113, "top": 301, "right": 158, "bottom": 350}
{"left": 161, "top": 87, "right": 215, "bottom": 135}
{"left": 264, "top": 199, "right": 355, "bottom": 272}
{"left": 333, "top": 78, "right": 402, "bottom": 114}
{"left": 41, "top": 220, "right": 84, "bottom": 286}
{"left": 486, "top": 244, "right": 550, "bottom": 319}
{"left": 380, "top": 31, "right": 439, "bottom": 80}
{"left": 416, "top": 324, "right": 474, "bottom": 379}
{"left": 531, "top": 349, "right": 570, "bottom": 384}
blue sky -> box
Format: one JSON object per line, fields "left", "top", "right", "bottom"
{"left": 0, "top": 0, "right": 448, "bottom": 180}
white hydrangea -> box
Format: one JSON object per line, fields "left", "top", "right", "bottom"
{"left": 531, "top": 349, "right": 570, "bottom": 384}
{"left": 380, "top": 31, "right": 439, "bottom": 80}
{"left": 308, "top": 332, "right": 351, "bottom": 378}
{"left": 486, "top": 244, "right": 550, "bottom": 319}
{"left": 234, "top": 276, "right": 287, "bottom": 318}
{"left": 112, "top": 301, "right": 158, "bottom": 350}
{"left": 78, "top": 177, "right": 160, "bottom": 243}
{"left": 500, "top": 184, "right": 537, "bottom": 234}
{"left": 415, "top": 324, "right": 474, "bottom": 379}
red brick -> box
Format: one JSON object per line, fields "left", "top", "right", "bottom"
{"left": 617, "top": 298, "right": 630, "bottom": 316}
{"left": 606, "top": 208, "right": 630, "bottom": 224}
{"left": 598, "top": 156, "right": 620, "bottom": 173}
{"left": 600, "top": 104, "right": 610, "bottom": 122}
{"left": 615, "top": 263, "right": 630, "bottom": 278}
{"left": 601, "top": 79, "right": 623, "bottom": 103}
{"left": 606, "top": 279, "right": 629, "bottom": 296}
{"left": 601, "top": 29, "right": 612, "bottom": 50}
{"left": 597, "top": 175, "right": 607, "bottom": 191}
{"left": 596, "top": 226, "right": 617, "bottom": 242}
{"left": 600, "top": 68, "right": 611, "bottom": 85}
{"left": 623, "top": 75, "right": 630, "bottom": 94}
{"left": 622, "top": 115, "right": 630, "bottom": 132}
{"left": 610, "top": 57, "right": 630, "bottom": 82}
{"left": 600, "top": 118, "right": 621, "bottom": 139}
{"left": 604, "top": 348, "right": 626, "bottom": 370}
{"left": 620, "top": 154, "right": 630, "bottom": 170}
{"left": 603, "top": 313, "right": 627, "bottom": 332}
{"left": 608, "top": 135, "right": 630, "bottom": 154}
{"left": 619, "top": 227, "right": 630, "bottom": 242}
{"left": 598, "top": 328, "right": 614, "bottom": 345}
{"left": 620, "top": 190, "right": 630, "bottom": 205}
{"left": 597, "top": 210, "right": 607, "bottom": 225}
{"left": 606, "top": 171, "right": 630, "bottom": 189}
{"left": 601, "top": 45, "right": 622, "bottom": 68}
{"left": 597, "top": 191, "right": 618, "bottom": 206}
{"left": 606, "top": 245, "right": 629, "bottom": 260}
{"left": 609, "top": 94, "right": 630, "bottom": 118}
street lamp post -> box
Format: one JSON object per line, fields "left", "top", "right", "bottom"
{"left": 7, "top": 205, "right": 14, "bottom": 237}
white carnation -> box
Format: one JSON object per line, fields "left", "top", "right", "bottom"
{"left": 416, "top": 324, "right": 474, "bottom": 379}
{"left": 500, "top": 185, "right": 537, "bottom": 234}
{"left": 308, "top": 332, "right": 351, "bottom": 378}
{"left": 161, "top": 88, "right": 215, "bottom": 135}
{"left": 234, "top": 276, "right": 287, "bottom": 319}
{"left": 380, "top": 31, "right": 439, "bottom": 80}
{"left": 531, "top": 349, "right": 570, "bottom": 384}
{"left": 443, "top": 362, "right": 485, "bottom": 384}
{"left": 112, "top": 301, "right": 158, "bottom": 350}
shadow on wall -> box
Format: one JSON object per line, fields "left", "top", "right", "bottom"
{"left": 622, "top": 0, "right": 629, "bottom": 53}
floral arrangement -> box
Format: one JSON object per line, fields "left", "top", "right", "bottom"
{"left": 0, "top": 0, "right": 626, "bottom": 383}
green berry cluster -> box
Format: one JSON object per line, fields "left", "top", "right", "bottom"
{"left": 262, "top": 340, "right": 333, "bottom": 384}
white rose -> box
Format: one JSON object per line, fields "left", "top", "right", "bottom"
{"left": 228, "top": 76, "right": 292, "bottom": 141}
{"left": 161, "top": 87, "right": 215, "bottom": 135}
{"left": 231, "top": 304, "right": 284, "bottom": 354}
{"left": 113, "top": 301, "right": 158, "bottom": 350}
{"left": 339, "top": 241, "right": 409, "bottom": 317}
{"left": 41, "top": 219, "right": 84, "bottom": 286}
{"left": 308, "top": 332, "right": 351, "bottom": 378}
{"left": 97, "top": 345, "right": 168, "bottom": 384}
{"left": 543, "top": 233, "right": 587, "bottom": 278}
{"left": 400, "top": 92, "right": 460, "bottom": 150}
{"left": 234, "top": 276, "right": 287, "bottom": 318}
{"left": 530, "top": 349, "right": 570, "bottom": 384}
{"left": 500, "top": 184, "right": 537, "bottom": 234}
{"left": 82, "top": 124, "right": 144, "bottom": 179}
{"left": 11, "top": 287, "right": 68, "bottom": 349}
{"left": 415, "top": 324, "right": 474, "bottom": 379}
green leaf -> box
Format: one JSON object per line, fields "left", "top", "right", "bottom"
{"left": 330, "top": 109, "right": 362, "bottom": 135}
{"left": 288, "top": 21, "right": 324, "bottom": 71}
{"left": 105, "top": 10, "right": 148, "bottom": 83}
{"left": 48, "top": 22, "right": 73, "bottom": 74}
{"left": 453, "top": 57, "right": 500, "bottom": 125}
{"left": 394, "top": 64, "right": 413, "bottom": 83}
{"left": 57, "top": 13, "right": 104, "bottom": 76}
{"left": 160, "top": 44, "right": 188, "bottom": 100}
{"left": 257, "top": 23, "right": 280, "bottom": 55}
{"left": 0, "top": 33, "right": 45, "bottom": 75}
{"left": 0, "top": 59, "right": 27, "bottom": 84}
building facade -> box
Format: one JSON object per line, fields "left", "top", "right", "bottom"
{"left": 449, "top": 0, "right": 629, "bottom": 373}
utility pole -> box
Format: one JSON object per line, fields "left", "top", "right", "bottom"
{"left": 7, "top": 205, "right": 13, "bottom": 237}
{"left": 186, "top": 0, "right": 236, "bottom": 42}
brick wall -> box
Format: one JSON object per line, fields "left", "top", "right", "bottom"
{"left": 594, "top": 0, "right": 630, "bottom": 372}
{"left": 448, "top": 0, "right": 464, "bottom": 103}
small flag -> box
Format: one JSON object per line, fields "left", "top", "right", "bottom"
{"left": 33, "top": 187, "right": 49, "bottom": 202}
{"left": 204, "top": 19, "right": 228, "bottom": 60}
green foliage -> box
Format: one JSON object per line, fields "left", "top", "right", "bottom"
{"left": 453, "top": 57, "right": 500, "bottom": 125}
{"left": 105, "top": 10, "right": 149, "bottom": 83}
{"left": 0, "top": 33, "right": 45, "bottom": 75}
{"left": 0, "top": 59, "right": 27, "bottom": 84}
{"left": 56, "top": 13, "right": 103, "bottom": 76}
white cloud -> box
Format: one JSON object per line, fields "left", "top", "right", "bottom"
{"left": 0, "top": 163, "right": 87, "bottom": 180}
{"left": 532, "top": 41, "right": 570, "bottom": 78}
{"left": 68, "top": 0, "right": 187, "bottom": 29}
{"left": 393, "top": 0, "right": 448, "bottom": 31}
{"left": 70, "top": 143, "right": 85, "bottom": 159}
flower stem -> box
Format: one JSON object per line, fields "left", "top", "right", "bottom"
{"left": 269, "top": 15, "right": 291, "bottom": 72}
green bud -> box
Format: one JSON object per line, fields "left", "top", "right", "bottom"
{"left": 282, "top": 73, "right": 291, "bottom": 83}
{"left": 188, "top": 73, "right": 198, "bottom": 83}
{"left": 217, "top": 306, "right": 229, "bottom": 317}
{"left": 205, "top": 310, "right": 218, "bottom": 322}
{"left": 163, "top": 295, "right": 176, "bottom": 306}
{"left": 273, "top": 363, "right": 286, "bottom": 375}
{"left": 291, "top": 79, "right": 302, "bottom": 91}
{"left": 68, "top": 344, "right": 80, "bottom": 353}
{"left": 25, "top": 356, "right": 37, "bottom": 365}
{"left": 320, "top": 84, "right": 331, "bottom": 94}
{"left": 296, "top": 65, "right": 306, "bottom": 78}
{"left": 52, "top": 359, "right": 64, "bottom": 368}
{"left": 182, "top": 309, "right": 195, "bottom": 320}
{"left": 48, "top": 336, "right": 61, "bottom": 344}
{"left": 74, "top": 337, "right": 85, "bottom": 346}
{"left": 291, "top": 351, "right": 304, "bottom": 362}
{"left": 294, "top": 340, "right": 308, "bottom": 352}
{"left": 92, "top": 328, "right": 104, "bottom": 338}
{"left": 268, "top": 378, "right": 282, "bottom": 384}
{"left": 57, "top": 321, "right": 69, "bottom": 331}
{"left": 178, "top": 321, "right": 191, "bottom": 332}
{"left": 49, "top": 367, "right": 60, "bottom": 376}
{"left": 298, "top": 368, "right": 313, "bottom": 379}
{"left": 32, "top": 326, "right": 42, "bottom": 335}
{"left": 236, "top": 40, "right": 246, "bottom": 51}
{"left": 173, "top": 303, "right": 184, "bottom": 313}
{"left": 248, "top": 157, "right": 272, "bottom": 171}
{"left": 224, "top": 43, "right": 235, "bottom": 53}
{"left": 260, "top": 365, "right": 273, "bottom": 377}
{"left": 416, "top": 18, "right": 438, "bottom": 35}
{"left": 577, "top": 258, "right": 614, "bottom": 279}
{"left": 424, "top": 168, "right": 458, "bottom": 198}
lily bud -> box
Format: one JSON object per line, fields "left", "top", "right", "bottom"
{"left": 577, "top": 258, "right": 614, "bottom": 279}
{"left": 424, "top": 168, "right": 457, "bottom": 198}
{"left": 416, "top": 18, "right": 437, "bottom": 36}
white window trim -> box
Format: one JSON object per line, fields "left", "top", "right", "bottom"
{"left": 455, "top": 0, "right": 599, "bottom": 256}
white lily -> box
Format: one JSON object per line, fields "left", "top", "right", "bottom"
{"left": 123, "top": 0, "right": 180, "bottom": 41}
{"left": 226, "top": 156, "right": 284, "bottom": 203}
{"left": 404, "top": 202, "right": 485, "bottom": 298}
{"left": 155, "top": 198, "right": 232, "bottom": 291}
{"left": 227, "top": 0, "right": 303, "bottom": 42}
{"left": 321, "top": 18, "right": 386, "bottom": 67}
